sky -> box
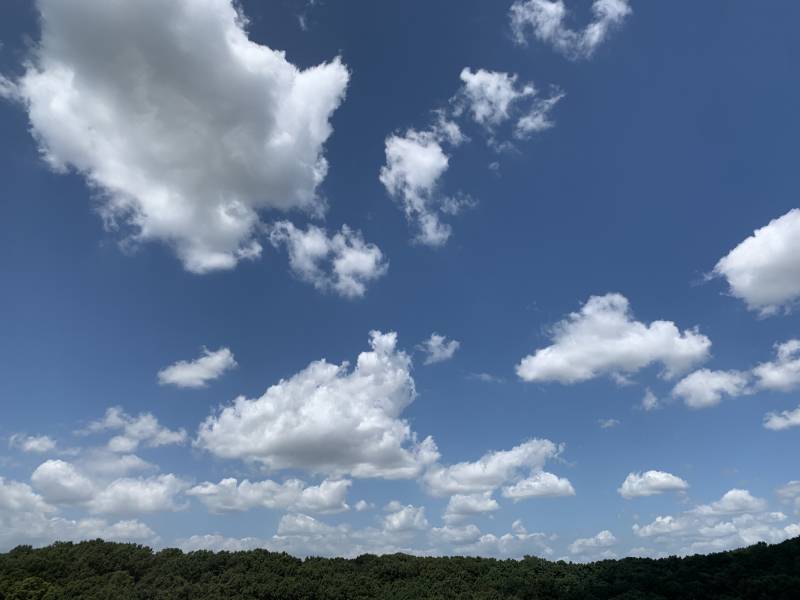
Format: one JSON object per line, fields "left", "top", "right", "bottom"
{"left": 0, "top": 0, "right": 799, "bottom": 561}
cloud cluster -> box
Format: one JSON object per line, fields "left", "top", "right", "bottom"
{"left": 158, "top": 347, "right": 237, "bottom": 388}
{"left": 197, "top": 331, "right": 439, "bottom": 479}
{"left": 269, "top": 222, "right": 388, "bottom": 298}
{"left": 85, "top": 407, "right": 187, "bottom": 453}
{"left": 187, "top": 478, "right": 350, "bottom": 514}
{"left": 516, "top": 293, "right": 711, "bottom": 384}
{"left": 714, "top": 209, "right": 800, "bottom": 316}
{"left": 618, "top": 471, "right": 689, "bottom": 499}
{"left": 511, "top": 0, "right": 631, "bottom": 59}
{"left": 671, "top": 369, "right": 750, "bottom": 409}
{"left": 568, "top": 529, "right": 617, "bottom": 555}
{"left": 4, "top": 0, "right": 350, "bottom": 274}
{"left": 8, "top": 434, "right": 56, "bottom": 454}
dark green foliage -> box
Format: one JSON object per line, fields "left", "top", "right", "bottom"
{"left": 0, "top": 538, "right": 798, "bottom": 599}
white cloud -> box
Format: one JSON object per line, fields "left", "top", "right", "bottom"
{"left": 86, "top": 407, "right": 187, "bottom": 453}
{"left": 598, "top": 418, "right": 620, "bottom": 429}
{"left": 31, "top": 459, "right": 96, "bottom": 504}
{"left": 632, "top": 488, "right": 797, "bottom": 556}
{"left": 763, "top": 405, "right": 800, "bottom": 431}
{"left": 188, "top": 477, "right": 350, "bottom": 514}
{"left": 380, "top": 128, "right": 457, "bottom": 246}
{"left": 158, "top": 347, "right": 237, "bottom": 388}
{"left": 383, "top": 503, "right": 429, "bottom": 532}
{"left": 0, "top": 477, "right": 156, "bottom": 551}
{"left": 752, "top": 340, "right": 800, "bottom": 392}
{"left": 422, "top": 438, "right": 564, "bottom": 497}
{"left": 197, "top": 331, "right": 439, "bottom": 479}
{"left": 443, "top": 492, "right": 499, "bottom": 524}
{"left": 88, "top": 474, "right": 188, "bottom": 516}
{"left": 9, "top": 434, "right": 56, "bottom": 453}
{"left": 510, "top": 0, "right": 632, "bottom": 60}
{"left": 5, "top": 0, "right": 348, "bottom": 273}
{"left": 430, "top": 524, "right": 482, "bottom": 545}
{"left": 455, "top": 68, "right": 563, "bottom": 138}
{"left": 354, "top": 500, "right": 373, "bottom": 512}
{"left": 671, "top": 369, "right": 750, "bottom": 409}
{"left": 269, "top": 221, "right": 388, "bottom": 298}
{"left": 516, "top": 293, "right": 711, "bottom": 384}
{"left": 776, "top": 481, "right": 800, "bottom": 515}
{"left": 618, "top": 471, "right": 689, "bottom": 499}
{"left": 455, "top": 520, "right": 554, "bottom": 558}
{"left": 502, "top": 471, "right": 575, "bottom": 501}
{"left": 418, "top": 333, "right": 461, "bottom": 365}
{"left": 569, "top": 529, "right": 617, "bottom": 554}
{"left": 713, "top": 209, "right": 800, "bottom": 316}
{"left": 641, "top": 388, "right": 661, "bottom": 411}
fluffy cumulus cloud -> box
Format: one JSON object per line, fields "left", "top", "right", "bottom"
{"left": 422, "top": 438, "right": 568, "bottom": 498}
{"left": 633, "top": 488, "right": 798, "bottom": 556}
{"left": 187, "top": 477, "right": 350, "bottom": 514}
{"left": 713, "top": 209, "right": 800, "bottom": 316}
{"left": 418, "top": 333, "right": 461, "bottom": 365}
{"left": 443, "top": 492, "right": 500, "bottom": 524}
{"left": 763, "top": 405, "right": 800, "bottom": 431}
{"left": 383, "top": 502, "right": 429, "bottom": 532}
{"left": 4, "top": 0, "right": 349, "bottom": 273}
{"left": 454, "top": 68, "right": 563, "bottom": 139}
{"left": 510, "top": 0, "right": 632, "bottom": 60}
{"left": 502, "top": 471, "right": 575, "bottom": 501}
{"left": 455, "top": 520, "right": 555, "bottom": 558}
{"left": 158, "top": 347, "right": 237, "bottom": 388}
{"left": 8, "top": 434, "right": 56, "bottom": 453}
{"left": 568, "top": 529, "right": 617, "bottom": 555}
{"left": 0, "top": 477, "right": 156, "bottom": 551}
{"left": 85, "top": 407, "right": 187, "bottom": 453}
{"left": 752, "top": 340, "right": 800, "bottom": 392}
{"left": 269, "top": 221, "right": 388, "bottom": 298}
{"left": 618, "top": 471, "right": 689, "bottom": 499}
{"left": 671, "top": 369, "right": 750, "bottom": 409}
{"left": 31, "top": 460, "right": 95, "bottom": 504}
{"left": 197, "top": 331, "right": 439, "bottom": 479}
{"left": 516, "top": 293, "right": 711, "bottom": 384}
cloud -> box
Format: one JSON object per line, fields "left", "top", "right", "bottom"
{"left": 380, "top": 128, "right": 458, "bottom": 246}
{"left": 9, "top": 434, "right": 56, "bottom": 453}
{"left": 713, "top": 209, "right": 800, "bottom": 316}
{"left": 383, "top": 503, "right": 429, "bottom": 532}
{"left": 633, "top": 488, "right": 797, "bottom": 556}
{"left": 618, "top": 471, "right": 689, "bottom": 499}
{"left": 569, "top": 529, "right": 617, "bottom": 554}
{"left": 516, "top": 293, "right": 711, "bottom": 384}
{"left": 87, "top": 474, "right": 188, "bottom": 516}
{"left": 422, "top": 438, "right": 566, "bottom": 497}
{"left": 430, "top": 524, "right": 483, "bottom": 545}
{"left": 510, "top": 0, "right": 632, "bottom": 60}
{"left": 454, "top": 68, "right": 563, "bottom": 138}
{"left": 671, "top": 369, "right": 750, "bottom": 409}
{"left": 158, "top": 347, "right": 237, "bottom": 388}
{"left": 187, "top": 477, "right": 350, "bottom": 514}
{"left": 197, "top": 331, "right": 439, "bottom": 479}
{"left": 269, "top": 221, "right": 388, "bottom": 298}
{"left": 501, "top": 471, "right": 575, "bottom": 501}
{"left": 776, "top": 481, "right": 800, "bottom": 515}
{"left": 455, "top": 520, "right": 554, "bottom": 558}
{"left": 763, "top": 405, "right": 800, "bottom": 431}
{"left": 31, "top": 459, "right": 96, "bottom": 504}
{"left": 598, "top": 418, "right": 620, "bottom": 429}
{"left": 85, "top": 407, "right": 187, "bottom": 453}
{"left": 0, "top": 477, "right": 156, "bottom": 551}
{"left": 443, "top": 492, "right": 499, "bottom": 524}
{"left": 752, "top": 340, "right": 800, "bottom": 392}
{"left": 641, "top": 388, "right": 661, "bottom": 411}
{"left": 4, "top": 0, "right": 348, "bottom": 273}
{"left": 418, "top": 333, "right": 461, "bottom": 365}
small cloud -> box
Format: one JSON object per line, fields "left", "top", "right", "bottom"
{"left": 418, "top": 333, "right": 461, "bottom": 365}
{"left": 598, "top": 419, "right": 620, "bottom": 429}
{"left": 158, "top": 347, "right": 237, "bottom": 389}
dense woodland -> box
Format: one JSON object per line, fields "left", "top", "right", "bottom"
{"left": 0, "top": 537, "right": 798, "bottom": 599}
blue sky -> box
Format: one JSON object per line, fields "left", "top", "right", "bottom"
{"left": 0, "top": 0, "right": 799, "bottom": 560}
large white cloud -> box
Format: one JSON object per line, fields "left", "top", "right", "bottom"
{"left": 713, "top": 209, "right": 800, "bottom": 316}
{"left": 383, "top": 502, "right": 429, "bottom": 532}
{"left": 269, "top": 221, "right": 388, "bottom": 298}
{"left": 85, "top": 406, "right": 187, "bottom": 453}
{"left": 671, "top": 369, "right": 750, "bottom": 409}
{"left": 31, "top": 459, "right": 96, "bottom": 504}
{"left": 158, "top": 347, "right": 237, "bottom": 388}
{"left": 443, "top": 492, "right": 500, "bottom": 524}
{"left": 618, "top": 471, "right": 689, "bottom": 499}
{"left": 501, "top": 471, "right": 576, "bottom": 501}
{"left": 516, "top": 294, "right": 711, "bottom": 384}
{"left": 510, "top": 0, "right": 632, "bottom": 60}
{"left": 196, "top": 331, "right": 439, "bottom": 479}
{"left": 5, "top": 0, "right": 349, "bottom": 273}
{"left": 422, "top": 439, "right": 567, "bottom": 497}
{"left": 187, "top": 477, "right": 350, "bottom": 514}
